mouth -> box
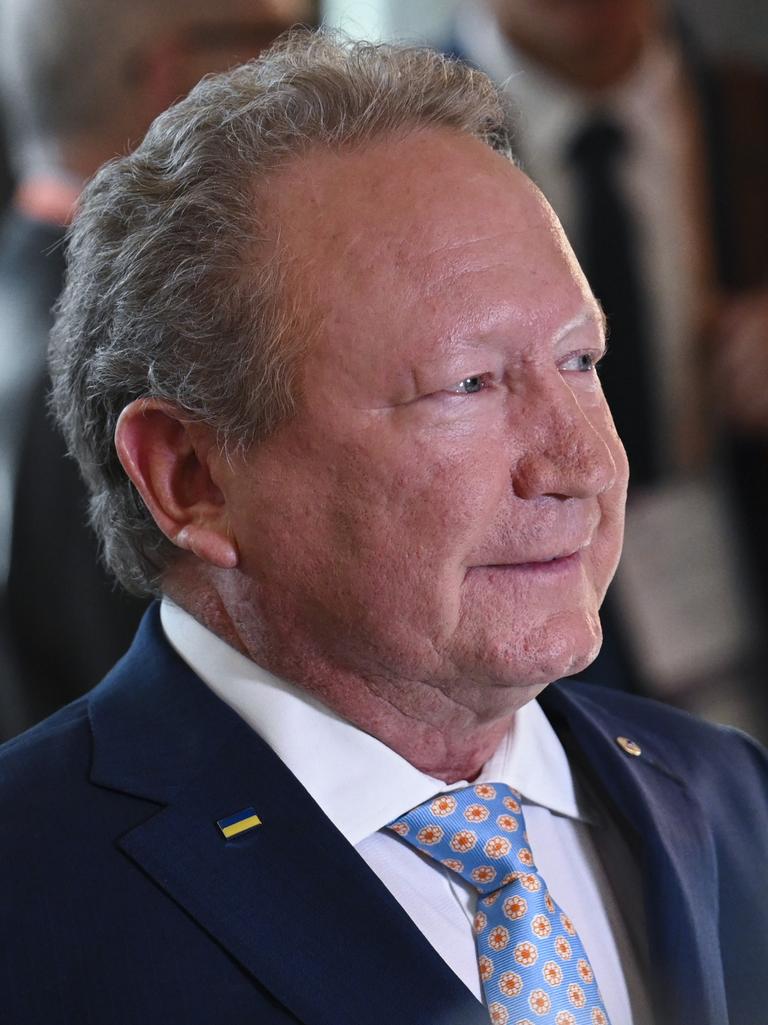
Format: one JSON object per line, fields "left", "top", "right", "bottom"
{"left": 474, "top": 549, "right": 585, "bottom": 576}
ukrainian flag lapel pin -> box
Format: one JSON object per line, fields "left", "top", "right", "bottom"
{"left": 217, "top": 806, "right": 262, "bottom": 839}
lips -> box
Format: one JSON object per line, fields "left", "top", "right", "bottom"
{"left": 471, "top": 551, "right": 583, "bottom": 576}
{"left": 483, "top": 543, "right": 589, "bottom": 567}
{"left": 512, "top": 551, "right": 577, "bottom": 565}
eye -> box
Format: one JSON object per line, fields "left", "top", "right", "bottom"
{"left": 446, "top": 374, "right": 489, "bottom": 395}
{"left": 559, "top": 351, "right": 602, "bottom": 373}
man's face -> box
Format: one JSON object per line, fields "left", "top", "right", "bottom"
{"left": 222, "top": 130, "right": 627, "bottom": 712}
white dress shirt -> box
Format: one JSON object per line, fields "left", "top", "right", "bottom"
{"left": 161, "top": 599, "right": 652, "bottom": 1024}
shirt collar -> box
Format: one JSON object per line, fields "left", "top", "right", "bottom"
{"left": 160, "top": 598, "right": 590, "bottom": 845}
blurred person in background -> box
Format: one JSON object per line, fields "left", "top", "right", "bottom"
{"left": 450, "top": 0, "right": 768, "bottom": 736}
{"left": 0, "top": 0, "right": 315, "bottom": 737}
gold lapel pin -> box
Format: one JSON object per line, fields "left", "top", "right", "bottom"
{"left": 615, "top": 736, "right": 642, "bottom": 757}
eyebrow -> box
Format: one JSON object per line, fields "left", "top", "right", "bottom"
{"left": 553, "top": 304, "right": 608, "bottom": 345}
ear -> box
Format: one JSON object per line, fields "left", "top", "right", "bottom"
{"left": 115, "top": 398, "right": 239, "bottom": 570}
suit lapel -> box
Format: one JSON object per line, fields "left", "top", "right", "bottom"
{"left": 89, "top": 606, "right": 487, "bottom": 1025}
{"left": 540, "top": 682, "right": 728, "bottom": 1025}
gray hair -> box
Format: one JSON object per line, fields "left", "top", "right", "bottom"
{"left": 50, "top": 30, "right": 517, "bottom": 595}
{"left": 0, "top": 0, "right": 314, "bottom": 175}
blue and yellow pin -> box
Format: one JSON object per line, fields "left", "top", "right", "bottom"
{"left": 217, "top": 806, "right": 262, "bottom": 839}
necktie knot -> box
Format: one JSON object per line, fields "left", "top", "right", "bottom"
{"left": 388, "top": 782, "right": 539, "bottom": 895}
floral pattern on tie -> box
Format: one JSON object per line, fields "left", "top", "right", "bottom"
{"left": 387, "top": 783, "right": 611, "bottom": 1025}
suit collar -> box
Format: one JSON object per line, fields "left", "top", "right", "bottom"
{"left": 89, "top": 605, "right": 487, "bottom": 1025}
{"left": 89, "top": 602, "right": 236, "bottom": 804}
{"left": 540, "top": 681, "right": 728, "bottom": 1025}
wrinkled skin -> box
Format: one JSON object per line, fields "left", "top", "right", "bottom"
{"left": 155, "top": 130, "right": 629, "bottom": 779}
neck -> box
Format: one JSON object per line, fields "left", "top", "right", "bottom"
{"left": 167, "top": 573, "right": 535, "bottom": 783}
{"left": 267, "top": 660, "right": 522, "bottom": 784}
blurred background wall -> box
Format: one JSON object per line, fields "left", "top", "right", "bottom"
{"left": 323, "top": 0, "right": 768, "bottom": 64}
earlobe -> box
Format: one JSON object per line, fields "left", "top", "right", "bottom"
{"left": 115, "top": 399, "right": 240, "bottom": 571}
{"left": 174, "top": 524, "right": 239, "bottom": 569}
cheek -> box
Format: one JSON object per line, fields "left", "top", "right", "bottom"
{"left": 235, "top": 418, "right": 511, "bottom": 639}
{"left": 591, "top": 449, "right": 628, "bottom": 595}
{"left": 328, "top": 433, "right": 501, "bottom": 569}
{"left": 586, "top": 388, "right": 630, "bottom": 512}
{"left": 601, "top": 422, "right": 629, "bottom": 531}
{"left": 303, "top": 433, "right": 508, "bottom": 653}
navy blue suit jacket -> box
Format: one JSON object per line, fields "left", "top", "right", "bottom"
{"left": 1, "top": 604, "right": 767, "bottom": 1024}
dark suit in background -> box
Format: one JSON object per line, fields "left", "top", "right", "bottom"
{"left": 0, "top": 211, "right": 146, "bottom": 735}
{"left": 0, "top": 212, "right": 73, "bottom": 734}
{"left": 8, "top": 377, "right": 146, "bottom": 724}
{"left": 0, "top": 210, "right": 65, "bottom": 549}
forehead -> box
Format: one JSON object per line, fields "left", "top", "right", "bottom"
{"left": 268, "top": 129, "right": 590, "bottom": 354}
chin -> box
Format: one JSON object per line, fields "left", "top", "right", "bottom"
{"left": 558, "top": 628, "right": 603, "bottom": 678}
{"left": 476, "top": 608, "right": 604, "bottom": 687}
{"left": 555, "top": 611, "right": 604, "bottom": 678}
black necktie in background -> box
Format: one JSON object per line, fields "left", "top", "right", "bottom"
{"left": 568, "top": 115, "right": 659, "bottom": 488}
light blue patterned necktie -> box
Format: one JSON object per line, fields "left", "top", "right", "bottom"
{"left": 387, "top": 782, "right": 612, "bottom": 1025}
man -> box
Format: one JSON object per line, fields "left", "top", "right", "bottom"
{"left": 450, "top": 0, "right": 768, "bottom": 731}
{"left": 1, "top": 33, "right": 766, "bottom": 1025}
{"left": 0, "top": 0, "right": 315, "bottom": 736}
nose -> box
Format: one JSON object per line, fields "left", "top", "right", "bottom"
{"left": 510, "top": 383, "right": 622, "bottom": 501}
